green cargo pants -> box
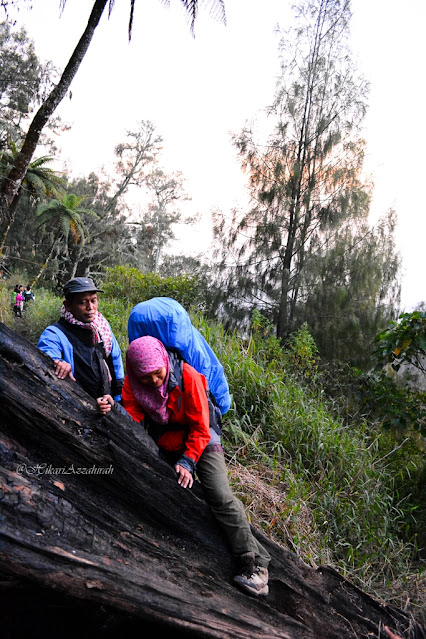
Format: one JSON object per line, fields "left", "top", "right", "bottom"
{"left": 196, "top": 448, "right": 271, "bottom": 568}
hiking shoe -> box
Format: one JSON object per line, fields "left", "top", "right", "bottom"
{"left": 233, "top": 552, "right": 269, "bottom": 597}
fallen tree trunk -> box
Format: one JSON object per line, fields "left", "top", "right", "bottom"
{"left": 0, "top": 321, "right": 424, "bottom": 639}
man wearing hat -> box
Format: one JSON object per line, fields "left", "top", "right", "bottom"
{"left": 37, "top": 277, "right": 124, "bottom": 414}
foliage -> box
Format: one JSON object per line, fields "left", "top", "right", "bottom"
{"left": 132, "top": 167, "right": 194, "bottom": 273}
{"left": 4, "top": 265, "right": 425, "bottom": 620}
{"left": 284, "top": 322, "right": 319, "bottom": 381}
{"left": 191, "top": 312, "right": 420, "bottom": 604}
{"left": 100, "top": 264, "right": 205, "bottom": 311}
{"left": 360, "top": 371, "right": 426, "bottom": 437}
{"left": 213, "top": 0, "right": 370, "bottom": 337}
{"left": 375, "top": 311, "right": 426, "bottom": 375}
{"left": 211, "top": 0, "right": 400, "bottom": 369}
{"left": 0, "top": 117, "right": 202, "bottom": 286}
{"left": 56, "top": 172, "right": 135, "bottom": 284}
{"left": 0, "top": 145, "right": 65, "bottom": 260}
{"left": 0, "top": 143, "right": 63, "bottom": 201}
{"left": 293, "top": 209, "right": 401, "bottom": 368}
{"left": 315, "top": 357, "right": 426, "bottom": 574}
{"left": 250, "top": 309, "right": 284, "bottom": 363}
{"left": 160, "top": 254, "right": 206, "bottom": 279}
{"left": 36, "top": 192, "right": 98, "bottom": 247}
{"left": 0, "top": 20, "right": 55, "bottom": 146}
{"left": 110, "top": 120, "right": 162, "bottom": 205}
{"left": 0, "top": 277, "right": 13, "bottom": 326}
{"left": 18, "top": 287, "right": 63, "bottom": 343}
{"left": 30, "top": 192, "right": 98, "bottom": 286}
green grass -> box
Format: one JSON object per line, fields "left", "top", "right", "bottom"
{"left": 192, "top": 312, "right": 425, "bottom": 621}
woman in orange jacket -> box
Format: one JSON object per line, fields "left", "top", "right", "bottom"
{"left": 122, "top": 335, "right": 271, "bottom": 597}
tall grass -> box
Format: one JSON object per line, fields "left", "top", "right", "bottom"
{"left": 192, "top": 312, "right": 423, "bottom": 616}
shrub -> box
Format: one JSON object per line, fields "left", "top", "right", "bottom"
{"left": 192, "top": 311, "right": 417, "bottom": 593}
{"left": 0, "top": 279, "right": 14, "bottom": 327}
{"left": 18, "top": 288, "right": 62, "bottom": 343}
{"left": 284, "top": 322, "right": 319, "bottom": 381}
{"left": 100, "top": 265, "right": 204, "bottom": 311}
{"left": 374, "top": 311, "right": 426, "bottom": 375}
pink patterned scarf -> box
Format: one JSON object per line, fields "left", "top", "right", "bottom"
{"left": 61, "top": 306, "right": 113, "bottom": 357}
{"left": 126, "top": 336, "right": 170, "bottom": 425}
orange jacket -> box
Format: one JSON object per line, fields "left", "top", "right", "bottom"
{"left": 122, "top": 362, "right": 211, "bottom": 464}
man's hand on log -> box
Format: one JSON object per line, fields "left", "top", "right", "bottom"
{"left": 53, "top": 359, "right": 76, "bottom": 381}
{"left": 97, "top": 394, "right": 114, "bottom": 415}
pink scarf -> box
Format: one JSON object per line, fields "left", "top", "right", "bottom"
{"left": 60, "top": 306, "right": 113, "bottom": 357}
{"left": 126, "top": 336, "right": 170, "bottom": 425}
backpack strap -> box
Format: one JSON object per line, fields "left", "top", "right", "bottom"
{"left": 167, "top": 348, "right": 222, "bottom": 436}
{"left": 207, "top": 389, "right": 223, "bottom": 435}
{"left": 167, "top": 349, "right": 184, "bottom": 414}
{"left": 167, "top": 349, "right": 184, "bottom": 392}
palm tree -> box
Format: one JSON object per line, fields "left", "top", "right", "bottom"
{"left": 0, "top": 143, "right": 65, "bottom": 255}
{"left": 33, "top": 193, "right": 98, "bottom": 283}
{"left": 0, "top": 0, "right": 226, "bottom": 225}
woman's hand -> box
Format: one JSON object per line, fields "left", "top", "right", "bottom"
{"left": 175, "top": 464, "right": 193, "bottom": 489}
{"left": 96, "top": 394, "right": 114, "bottom": 415}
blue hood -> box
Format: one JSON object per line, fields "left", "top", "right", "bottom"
{"left": 128, "top": 297, "right": 231, "bottom": 414}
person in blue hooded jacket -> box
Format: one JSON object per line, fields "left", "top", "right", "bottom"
{"left": 128, "top": 297, "right": 231, "bottom": 416}
{"left": 37, "top": 277, "right": 124, "bottom": 413}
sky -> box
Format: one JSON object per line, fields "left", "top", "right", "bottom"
{"left": 8, "top": 0, "right": 426, "bottom": 311}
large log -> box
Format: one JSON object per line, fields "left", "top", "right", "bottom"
{"left": 0, "top": 321, "right": 424, "bottom": 639}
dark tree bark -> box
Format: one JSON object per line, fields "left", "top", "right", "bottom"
{"left": 0, "top": 0, "right": 109, "bottom": 226}
{"left": 0, "top": 321, "right": 424, "bottom": 639}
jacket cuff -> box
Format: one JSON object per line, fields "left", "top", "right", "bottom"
{"left": 176, "top": 454, "right": 196, "bottom": 474}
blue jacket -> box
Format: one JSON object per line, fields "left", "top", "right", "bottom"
{"left": 127, "top": 297, "right": 231, "bottom": 414}
{"left": 38, "top": 320, "right": 124, "bottom": 401}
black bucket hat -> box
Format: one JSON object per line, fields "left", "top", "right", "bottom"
{"left": 63, "top": 277, "right": 104, "bottom": 297}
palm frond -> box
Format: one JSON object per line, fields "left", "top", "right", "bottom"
{"left": 60, "top": 215, "right": 71, "bottom": 240}
{"left": 78, "top": 208, "right": 100, "bottom": 220}
{"left": 206, "top": 0, "right": 226, "bottom": 26}
{"left": 29, "top": 155, "right": 55, "bottom": 169}
{"left": 24, "top": 173, "right": 47, "bottom": 198}
{"left": 69, "top": 219, "right": 84, "bottom": 245}
{"left": 62, "top": 193, "right": 87, "bottom": 209}
{"left": 36, "top": 200, "right": 65, "bottom": 218}
{"left": 159, "top": 0, "right": 225, "bottom": 35}
{"left": 180, "top": 0, "right": 198, "bottom": 34}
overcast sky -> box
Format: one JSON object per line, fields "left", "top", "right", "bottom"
{"left": 10, "top": 0, "right": 426, "bottom": 311}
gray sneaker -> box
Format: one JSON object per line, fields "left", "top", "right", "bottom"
{"left": 233, "top": 552, "right": 269, "bottom": 596}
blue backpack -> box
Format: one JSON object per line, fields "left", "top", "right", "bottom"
{"left": 127, "top": 297, "right": 231, "bottom": 416}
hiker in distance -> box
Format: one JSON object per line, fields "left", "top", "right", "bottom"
{"left": 120, "top": 334, "right": 271, "bottom": 598}
{"left": 37, "top": 277, "right": 125, "bottom": 414}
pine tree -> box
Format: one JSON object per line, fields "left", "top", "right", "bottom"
{"left": 212, "top": 0, "right": 399, "bottom": 363}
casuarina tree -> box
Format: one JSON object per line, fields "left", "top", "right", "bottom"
{"left": 212, "top": 0, "right": 387, "bottom": 348}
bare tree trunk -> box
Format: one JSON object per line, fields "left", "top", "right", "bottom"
{"left": 0, "top": 0, "right": 109, "bottom": 226}
{"left": 0, "top": 321, "right": 424, "bottom": 639}
{"left": 0, "top": 189, "right": 21, "bottom": 258}
{"left": 30, "top": 239, "right": 58, "bottom": 286}
{"left": 69, "top": 243, "right": 84, "bottom": 279}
